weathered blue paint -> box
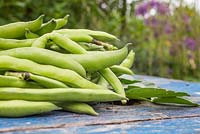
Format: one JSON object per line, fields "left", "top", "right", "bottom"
{"left": 14, "top": 117, "right": 199, "bottom": 134}
{"left": 0, "top": 75, "right": 199, "bottom": 134}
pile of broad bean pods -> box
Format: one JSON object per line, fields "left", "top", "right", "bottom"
{"left": 0, "top": 15, "right": 198, "bottom": 117}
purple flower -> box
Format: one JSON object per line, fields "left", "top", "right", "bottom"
{"left": 148, "top": 0, "right": 160, "bottom": 7}
{"left": 185, "top": 38, "right": 196, "bottom": 50}
{"left": 135, "top": 0, "right": 169, "bottom": 16}
{"left": 135, "top": 2, "right": 148, "bottom": 16}
{"left": 157, "top": 3, "right": 169, "bottom": 14}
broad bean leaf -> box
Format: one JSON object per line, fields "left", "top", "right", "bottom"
{"left": 151, "top": 97, "right": 199, "bottom": 106}
{"left": 126, "top": 87, "right": 189, "bottom": 99}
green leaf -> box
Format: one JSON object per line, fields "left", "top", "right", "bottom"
{"left": 119, "top": 77, "right": 141, "bottom": 84}
{"left": 152, "top": 97, "right": 199, "bottom": 107}
{"left": 126, "top": 87, "right": 190, "bottom": 100}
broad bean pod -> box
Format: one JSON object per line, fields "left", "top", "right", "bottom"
{"left": 36, "top": 19, "right": 57, "bottom": 36}
{"left": 32, "top": 33, "right": 87, "bottom": 54}
{"left": 5, "top": 72, "right": 68, "bottom": 88}
{"left": 99, "top": 68, "right": 127, "bottom": 104}
{"left": 55, "top": 15, "right": 69, "bottom": 30}
{"left": 25, "top": 29, "right": 39, "bottom": 39}
{"left": 55, "top": 29, "right": 119, "bottom": 41}
{"left": 55, "top": 102, "right": 98, "bottom": 116}
{"left": 97, "top": 76, "right": 109, "bottom": 88}
{"left": 68, "top": 46, "right": 128, "bottom": 71}
{"left": 0, "top": 38, "right": 34, "bottom": 49}
{"left": 0, "top": 75, "right": 41, "bottom": 88}
{"left": 0, "top": 47, "right": 86, "bottom": 77}
{"left": 0, "top": 46, "right": 128, "bottom": 73}
{"left": 0, "top": 15, "right": 44, "bottom": 39}
{"left": 0, "top": 100, "right": 59, "bottom": 117}
{"left": 0, "top": 88, "right": 127, "bottom": 102}
{"left": 120, "top": 50, "right": 135, "bottom": 69}
{"left": 110, "top": 65, "right": 134, "bottom": 76}
{"left": 0, "top": 56, "right": 100, "bottom": 89}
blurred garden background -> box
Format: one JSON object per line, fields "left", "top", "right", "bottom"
{"left": 0, "top": 0, "right": 200, "bottom": 81}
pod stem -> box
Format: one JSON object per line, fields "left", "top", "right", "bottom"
{"left": 92, "top": 39, "right": 118, "bottom": 50}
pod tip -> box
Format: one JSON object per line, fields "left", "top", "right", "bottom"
{"left": 121, "top": 100, "right": 127, "bottom": 105}
{"left": 38, "top": 14, "right": 45, "bottom": 20}
{"left": 64, "top": 14, "right": 70, "bottom": 19}
{"left": 91, "top": 111, "right": 99, "bottom": 116}
{"left": 51, "top": 18, "right": 57, "bottom": 24}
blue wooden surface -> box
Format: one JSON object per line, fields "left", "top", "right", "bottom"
{"left": 0, "top": 75, "right": 200, "bottom": 134}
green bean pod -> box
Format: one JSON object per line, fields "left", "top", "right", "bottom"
{"left": 120, "top": 50, "right": 135, "bottom": 69}
{"left": 0, "top": 47, "right": 86, "bottom": 77}
{"left": 48, "top": 44, "right": 69, "bottom": 53}
{"left": 0, "top": 100, "right": 59, "bottom": 117}
{"left": 68, "top": 46, "right": 128, "bottom": 71}
{"left": 25, "top": 29, "right": 39, "bottom": 39}
{"left": 97, "top": 76, "right": 109, "bottom": 88}
{"left": 55, "top": 29, "right": 119, "bottom": 41}
{"left": 99, "top": 68, "right": 127, "bottom": 104}
{"left": 0, "top": 38, "right": 34, "bottom": 49}
{"left": 0, "top": 75, "right": 41, "bottom": 88}
{"left": 64, "top": 34, "right": 94, "bottom": 42}
{"left": 55, "top": 102, "right": 98, "bottom": 116}
{"left": 0, "top": 56, "right": 100, "bottom": 88}
{"left": 0, "top": 46, "right": 128, "bottom": 73}
{"left": 55, "top": 15, "right": 69, "bottom": 30}
{"left": 110, "top": 65, "right": 134, "bottom": 75}
{"left": 36, "top": 19, "right": 57, "bottom": 35}
{"left": 54, "top": 30, "right": 95, "bottom": 42}
{"left": 0, "top": 88, "right": 127, "bottom": 102}
{"left": 5, "top": 72, "right": 68, "bottom": 88}
{"left": 32, "top": 33, "right": 87, "bottom": 54}
{"left": 0, "top": 15, "right": 44, "bottom": 39}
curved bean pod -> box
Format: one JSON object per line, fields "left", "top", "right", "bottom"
{"left": 0, "top": 38, "right": 34, "bottom": 49}
{"left": 0, "top": 100, "right": 59, "bottom": 117}
{"left": 0, "top": 15, "right": 44, "bottom": 39}
{"left": 32, "top": 33, "right": 87, "bottom": 54}
{"left": 25, "top": 29, "right": 39, "bottom": 39}
{"left": 0, "top": 56, "right": 100, "bottom": 88}
{"left": 0, "top": 46, "right": 128, "bottom": 73}
{"left": 0, "top": 75, "right": 41, "bottom": 88}
{"left": 0, "top": 47, "right": 86, "bottom": 77}
{"left": 48, "top": 44, "right": 69, "bottom": 53}
{"left": 55, "top": 15, "right": 69, "bottom": 30}
{"left": 97, "top": 76, "right": 109, "bottom": 88}
{"left": 64, "top": 34, "right": 94, "bottom": 42}
{"left": 55, "top": 102, "right": 98, "bottom": 116}
{"left": 55, "top": 29, "right": 119, "bottom": 41}
{"left": 68, "top": 46, "right": 128, "bottom": 71}
{"left": 5, "top": 72, "right": 68, "bottom": 88}
{"left": 36, "top": 19, "right": 57, "bottom": 35}
{"left": 99, "top": 68, "right": 127, "bottom": 104}
{"left": 0, "top": 88, "right": 127, "bottom": 102}
{"left": 120, "top": 50, "right": 135, "bottom": 69}
{"left": 110, "top": 65, "right": 134, "bottom": 75}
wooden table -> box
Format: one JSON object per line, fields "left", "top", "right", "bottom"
{"left": 0, "top": 75, "right": 200, "bottom": 134}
